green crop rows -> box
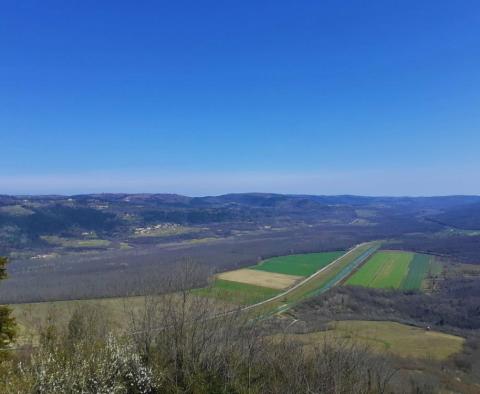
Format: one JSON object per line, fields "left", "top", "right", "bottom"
{"left": 346, "top": 251, "right": 436, "bottom": 291}
{"left": 252, "top": 251, "right": 344, "bottom": 276}
{"left": 402, "top": 254, "right": 431, "bottom": 290}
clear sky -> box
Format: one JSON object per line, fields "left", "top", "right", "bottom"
{"left": 1, "top": 1, "right": 479, "bottom": 196}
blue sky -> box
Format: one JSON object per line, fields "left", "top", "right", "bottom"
{"left": 1, "top": 1, "right": 479, "bottom": 195}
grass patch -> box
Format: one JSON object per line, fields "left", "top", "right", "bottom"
{"left": 0, "top": 205, "right": 34, "bottom": 216}
{"left": 193, "top": 279, "right": 281, "bottom": 305}
{"left": 278, "top": 320, "right": 464, "bottom": 361}
{"left": 12, "top": 296, "right": 156, "bottom": 344}
{"left": 252, "top": 251, "right": 344, "bottom": 277}
{"left": 13, "top": 293, "right": 234, "bottom": 344}
{"left": 40, "top": 235, "right": 111, "bottom": 248}
{"left": 346, "top": 251, "right": 413, "bottom": 289}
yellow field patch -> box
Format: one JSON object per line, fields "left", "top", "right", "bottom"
{"left": 216, "top": 269, "right": 302, "bottom": 290}
{"left": 278, "top": 320, "right": 464, "bottom": 360}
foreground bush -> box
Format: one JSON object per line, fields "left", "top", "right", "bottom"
{"left": 29, "top": 335, "right": 158, "bottom": 393}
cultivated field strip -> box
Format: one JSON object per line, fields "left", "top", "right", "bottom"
{"left": 252, "top": 251, "right": 344, "bottom": 276}
{"left": 346, "top": 251, "right": 413, "bottom": 288}
{"left": 193, "top": 279, "right": 281, "bottom": 305}
{"left": 216, "top": 268, "right": 302, "bottom": 289}
{"left": 345, "top": 251, "right": 437, "bottom": 290}
{"left": 306, "top": 246, "right": 379, "bottom": 297}
{"left": 402, "top": 254, "right": 431, "bottom": 290}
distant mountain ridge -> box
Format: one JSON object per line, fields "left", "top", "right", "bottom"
{"left": 1, "top": 192, "right": 480, "bottom": 256}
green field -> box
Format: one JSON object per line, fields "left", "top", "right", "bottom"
{"left": 252, "top": 251, "right": 344, "bottom": 276}
{"left": 346, "top": 251, "right": 438, "bottom": 290}
{"left": 346, "top": 251, "right": 413, "bottom": 289}
{"left": 192, "top": 279, "right": 281, "bottom": 305}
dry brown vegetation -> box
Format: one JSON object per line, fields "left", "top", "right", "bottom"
{"left": 216, "top": 268, "right": 302, "bottom": 289}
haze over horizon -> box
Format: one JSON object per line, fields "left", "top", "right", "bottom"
{"left": 1, "top": 168, "right": 479, "bottom": 197}
{"left": 2, "top": 1, "right": 479, "bottom": 195}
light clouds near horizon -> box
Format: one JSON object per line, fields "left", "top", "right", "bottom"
{"left": 1, "top": 1, "right": 479, "bottom": 195}
{"left": 2, "top": 168, "right": 478, "bottom": 196}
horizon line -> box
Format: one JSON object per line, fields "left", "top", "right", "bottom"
{"left": 3, "top": 191, "right": 480, "bottom": 199}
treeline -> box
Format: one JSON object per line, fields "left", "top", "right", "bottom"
{"left": 427, "top": 201, "right": 480, "bottom": 230}
{"left": 295, "top": 281, "right": 480, "bottom": 331}
{"left": 384, "top": 234, "right": 480, "bottom": 264}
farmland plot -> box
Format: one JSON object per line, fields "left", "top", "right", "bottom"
{"left": 276, "top": 320, "right": 464, "bottom": 360}
{"left": 199, "top": 251, "right": 346, "bottom": 306}
{"left": 346, "top": 251, "right": 413, "bottom": 289}
{"left": 252, "top": 251, "right": 344, "bottom": 276}
{"left": 346, "top": 251, "right": 439, "bottom": 291}
{"left": 193, "top": 280, "right": 281, "bottom": 305}
{"left": 216, "top": 269, "right": 301, "bottom": 290}
{"left": 402, "top": 254, "right": 431, "bottom": 290}
{"left": 247, "top": 243, "right": 380, "bottom": 316}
